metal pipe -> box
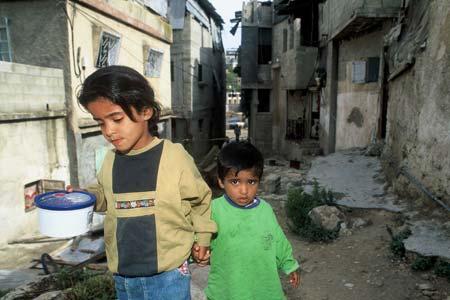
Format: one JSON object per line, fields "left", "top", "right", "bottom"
{"left": 399, "top": 166, "right": 450, "bottom": 212}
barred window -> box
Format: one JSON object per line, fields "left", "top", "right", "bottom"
{"left": 95, "top": 32, "right": 120, "bottom": 68}
{"left": 145, "top": 49, "right": 163, "bottom": 77}
{"left": 0, "top": 17, "right": 12, "bottom": 62}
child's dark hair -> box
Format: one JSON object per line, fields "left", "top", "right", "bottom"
{"left": 77, "top": 65, "right": 161, "bottom": 133}
{"left": 217, "top": 141, "right": 264, "bottom": 180}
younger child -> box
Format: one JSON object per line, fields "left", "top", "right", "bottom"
{"left": 76, "top": 65, "right": 216, "bottom": 299}
{"left": 206, "top": 141, "right": 300, "bottom": 300}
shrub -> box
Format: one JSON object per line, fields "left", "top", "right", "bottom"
{"left": 286, "top": 181, "right": 338, "bottom": 242}
{"left": 54, "top": 268, "right": 115, "bottom": 300}
{"left": 434, "top": 260, "right": 450, "bottom": 281}
{"left": 389, "top": 228, "right": 411, "bottom": 257}
{"left": 411, "top": 256, "right": 436, "bottom": 271}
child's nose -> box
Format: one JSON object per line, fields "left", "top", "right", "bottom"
{"left": 240, "top": 184, "right": 248, "bottom": 195}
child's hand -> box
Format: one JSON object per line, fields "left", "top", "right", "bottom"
{"left": 289, "top": 271, "right": 300, "bottom": 288}
{"left": 66, "top": 185, "right": 86, "bottom": 193}
{"left": 191, "top": 243, "right": 210, "bottom": 266}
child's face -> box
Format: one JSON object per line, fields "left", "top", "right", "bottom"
{"left": 87, "top": 97, "right": 153, "bottom": 153}
{"left": 218, "top": 168, "right": 260, "bottom": 206}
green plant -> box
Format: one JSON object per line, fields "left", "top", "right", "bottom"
{"left": 389, "top": 228, "right": 412, "bottom": 257}
{"left": 0, "top": 289, "right": 11, "bottom": 297}
{"left": 53, "top": 267, "right": 115, "bottom": 299}
{"left": 411, "top": 256, "right": 436, "bottom": 271}
{"left": 65, "top": 273, "right": 115, "bottom": 300}
{"left": 286, "top": 181, "right": 338, "bottom": 242}
{"left": 434, "top": 260, "right": 450, "bottom": 281}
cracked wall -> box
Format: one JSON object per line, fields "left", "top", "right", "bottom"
{"left": 383, "top": 0, "right": 450, "bottom": 206}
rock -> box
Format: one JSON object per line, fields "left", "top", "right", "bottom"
{"left": 344, "top": 283, "right": 354, "bottom": 289}
{"left": 308, "top": 205, "right": 345, "bottom": 231}
{"left": 263, "top": 174, "right": 281, "bottom": 194}
{"left": 339, "top": 222, "right": 352, "bottom": 236}
{"left": 351, "top": 217, "right": 372, "bottom": 229}
{"left": 34, "top": 291, "right": 64, "bottom": 300}
{"left": 365, "top": 142, "right": 384, "bottom": 156}
{"left": 416, "top": 283, "right": 434, "bottom": 291}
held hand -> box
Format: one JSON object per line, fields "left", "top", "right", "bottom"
{"left": 191, "top": 243, "right": 210, "bottom": 266}
{"left": 289, "top": 271, "right": 300, "bottom": 288}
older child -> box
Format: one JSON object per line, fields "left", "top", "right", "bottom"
{"left": 206, "top": 141, "right": 300, "bottom": 300}
{"left": 76, "top": 65, "right": 216, "bottom": 299}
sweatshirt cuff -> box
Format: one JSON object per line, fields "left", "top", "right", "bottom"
{"left": 195, "top": 233, "right": 213, "bottom": 247}
{"left": 282, "top": 260, "right": 300, "bottom": 275}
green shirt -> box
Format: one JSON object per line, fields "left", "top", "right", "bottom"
{"left": 205, "top": 196, "right": 299, "bottom": 300}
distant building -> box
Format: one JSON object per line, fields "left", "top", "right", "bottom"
{"left": 225, "top": 49, "right": 239, "bottom": 69}
{"left": 168, "top": 0, "right": 226, "bottom": 159}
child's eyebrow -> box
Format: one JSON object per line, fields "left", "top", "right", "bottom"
{"left": 93, "top": 112, "right": 123, "bottom": 121}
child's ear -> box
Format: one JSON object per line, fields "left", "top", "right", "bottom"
{"left": 217, "top": 177, "right": 225, "bottom": 189}
{"left": 142, "top": 107, "right": 153, "bottom": 121}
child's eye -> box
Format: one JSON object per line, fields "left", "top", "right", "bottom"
{"left": 230, "top": 179, "right": 239, "bottom": 185}
{"left": 113, "top": 118, "right": 123, "bottom": 123}
{"left": 248, "top": 180, "right": 258, "bottom": 185}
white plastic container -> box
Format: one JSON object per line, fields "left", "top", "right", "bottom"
{"left": 34, "top": 191, "right": 96, "bottom": 238}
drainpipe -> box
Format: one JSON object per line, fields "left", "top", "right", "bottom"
{"left": 398, "top": 166, "right": 450, "bottom": 212}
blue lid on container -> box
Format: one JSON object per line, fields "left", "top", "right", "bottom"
{"left": 35, "top": 191, "right": 96, "bottom": 211}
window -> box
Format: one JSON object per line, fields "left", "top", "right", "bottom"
{"left": 198, "top": 64, "right": 203, "bottom": 82}
{"left": 0, "top": 17, "right": 12, "bottom": 62}
{"left": 198, "top": 119, "right": 204, "bottom": 132}
{"left": 145, "top": 49, "right": 163, "bottom": 77}
{"left": 283, "top": 29, "right": 288, "bottom": 52}
{"left": 352, "top": 57, "right": 380, "bottom": 83}
{"left": 366, "top": 57, "right": 380, "bottom": 82}
{"left": 258, "top": 28, "right": 272, "bottom": 64}
{"left": 257, "top": 89, "right": 270, "bottom": 112}
{"left": 352, "top": 61, "right": 366, "bottom": 84}
{"left": 170, "top": 60, "right": 174, "bottom": 82}
{"left": 95, "top": 32, "right": 120, "bottom": 68}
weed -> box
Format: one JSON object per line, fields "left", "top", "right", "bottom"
{"left": 286, "top": 181, "right": 338, "bottom": 242}
{"left": 434, "top": 260, "right": 450, "bottom": 281}
{"left": 65, "top": 273, "right": 115, "bottom": 300}
{"left": 411, "top": 256, "right": 436, "bottom": 271}
{"left": 0, "top": 289, "right": 11, "bottom": 297}
{"left": 389, "top": 228, "right": 411, "bottom": 257}
{"left": 53, "top": 267, "right": 115, "bottom": 299}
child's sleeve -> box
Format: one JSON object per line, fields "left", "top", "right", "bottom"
{"left": 272, "top": 210, "right": 299, "bottom": 274}
{"left": 86, "top": 151, "right": 109, "bottom": 212}
{"left": 178, "top": 148, "right": 217, "bottom": 246}
{"left": 86, "top": 183, "right": 106, "bottom": 212}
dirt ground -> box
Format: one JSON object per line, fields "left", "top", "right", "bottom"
{"left": 269, "top": 200, "right": 450, "bottom": 300}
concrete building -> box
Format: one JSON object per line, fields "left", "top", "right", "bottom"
{"left": 318, "top": 0, "right": 402, "bottom": 154}
{"left": 239, "top": 0, "right": 273, "bottom": 156}
{"left": 318, "top": 0, "right": 450, "bottom": 206}
{"left": 0, "top": 0, "right": 172, "bottom": 244}
{"left": 225, "top": 49, "right": 239, "bottom": 69}
{"left": 381, "top": 0, "right": 450, "bottom": 206}
{"left": 168, "top": 0, "right": 226, "bottom": 159}
{"left": 271, "top": 0, "right": 320, "bottom": 161}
